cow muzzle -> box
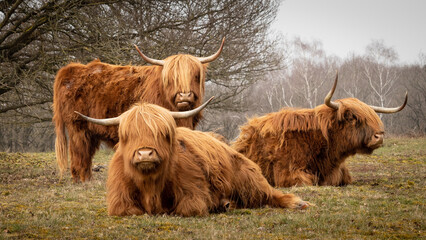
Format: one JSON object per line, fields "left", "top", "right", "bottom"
{"left": 133, "top": 148, "right": 161, "bottom": 171}
{"left": 175, "top": 92, "right": 195, "bottom": 110}
{"left": 367, "top": 133, "right": 384, "bottom": 149}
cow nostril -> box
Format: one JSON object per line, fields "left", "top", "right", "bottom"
{"left": 137, "top": 149, "right": 154, "bottom": 159}
{"left": 374, "top": 134, "right": 384, "bottom": 143}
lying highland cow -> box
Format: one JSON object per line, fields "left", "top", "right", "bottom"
{"left": 232, "top": 73, "right": 407, "bottom": 187}
{"left": 75, "top": 98, "right": 309, "bottom": 216}
{"left": 53, "top": 38, "right": 224, "bottom": 182}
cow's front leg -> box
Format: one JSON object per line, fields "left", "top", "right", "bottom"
{"left": 173, "top": 196, "right": 210, "bottom": 217}
{"left": 274, "top": 166, "right": 316, "bottom": 187}
{"left": 321, "top": 162, "right": 352, "bottom": 186}
{"left": 338, "top": 163, "right": 352, "bottom": 186}
{"left": 107, "top": 158, "right": 144, "bottom": 216}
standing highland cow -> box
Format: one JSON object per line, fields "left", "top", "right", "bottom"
{"left": 232, "top": 73, "right": 407, "bottom": 187}
{"left": 75, "top": 98, "right": 309, "bottom": 216}
{"left": 53, "top": 38, "right": 224, "bottom": 182}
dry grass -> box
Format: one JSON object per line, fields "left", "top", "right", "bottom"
{"left": 0, "top": 137, "right": 425, "bottom": 239}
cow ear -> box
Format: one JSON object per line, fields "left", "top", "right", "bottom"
{"left": 344, "top": 110, "right": 357, "bottom": 123}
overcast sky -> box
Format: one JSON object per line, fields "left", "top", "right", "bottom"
{"left": 272, "top": 0, "right": 426, "bottom": 64}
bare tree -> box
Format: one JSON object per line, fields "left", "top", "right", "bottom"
{"left": 264, "top": 73, "right": 294, "bottom": 111}
{"left": 362, "top": 40, "right": 401, "bottom": 116}
{"left": 339, "top": 54, "right": 369, "bottom": 100}
{"left": 0, "top": 0, "right": 283, "bottom": 151}
{"left": 284, "top": 37, "right": 339, "bottom": 108}
{"left": 397, "top": 54, "right": 426, "bottom": 135}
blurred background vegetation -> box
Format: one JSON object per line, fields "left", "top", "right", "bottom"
{"left": 1, "top": 0, "right": 425, "bottom": 151}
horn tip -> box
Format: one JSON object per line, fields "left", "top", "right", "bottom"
{"left": 397, "top": 91, "right": 408, "bottom": 112}
{"left": 201, "top": 96, "right": 215, "bottom": 107}
{"left": 403, "top": 91, "right": 408, "bottom": 105}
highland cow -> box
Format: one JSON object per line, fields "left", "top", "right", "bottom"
{"left": 75, "top": 98, "right": 309, "bottom": 216}
{"left": 232, "top": 73, "right": 407, "bottom": 187}
{"left": 53, "top": 38, "right": 224, "bottom": 182}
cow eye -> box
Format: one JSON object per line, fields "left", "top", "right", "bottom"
{"left": 165, "top": 133, "right": 171, "bottom": 142}
{"left": 344, "top": 111, "right": 357, "bottom": 122}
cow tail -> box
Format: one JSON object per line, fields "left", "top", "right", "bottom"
{"left": 54, "top": 115, "right": 68, "bottom": 179}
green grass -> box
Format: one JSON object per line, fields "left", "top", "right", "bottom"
{"left": 0, "top": 137, "right": 425, "bottom": 239}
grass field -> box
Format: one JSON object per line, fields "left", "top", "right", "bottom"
{"left": 0, "top": 137, "right": 425, "bottom": 239}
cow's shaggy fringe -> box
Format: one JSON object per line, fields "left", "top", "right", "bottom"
{"left": 53, "top": 56, "right": 207, "bottom": 182}
{"left": 106, "top": 103, "right": 306, "bottom": 216}
{"left": 233, "top": 98, "right": 384, "bottom": 187}
{"left": 161, "top": 55, "right": 205, "bottom": 95}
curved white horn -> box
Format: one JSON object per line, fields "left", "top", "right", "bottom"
{"left": 75, "top": 111, "right": 121, "bottom": 126}
{"left": 369, "top": 92, "right": 408, "bottom": 114}
{"left": 324, "top": 71, "right": 340, "bottom": 110}
{"left": 196, "top": 37, "right": 225, "bottom": 63}
{"left": 134, "top": 44, "right": 165, "bottom": 66}
{"left": 75, "top": 97, "right": 215, "bottom": 124}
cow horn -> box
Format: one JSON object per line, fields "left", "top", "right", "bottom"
{"left": 196, "top": 37, "right": 225, "bottom": 64}
{"left": 169, "top": 96, "right": 215, "bottom": 119}
{"left": 369, "top": 92, "right": 408, "bottom": 113}
{"left": 134, "top": 44, "right": 165, "bottom": 66}
{"left": 324, "top": 72, "right": 340, "bottom": 110}
{"left": 74, "top": 112, "right": 121, "bottom": 126}
{"left": 75, "top": 96, "right": 214, "bottom": 124}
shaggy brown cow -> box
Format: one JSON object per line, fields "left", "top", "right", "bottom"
{"left": 232, "top": 73, "right": 407, "bottom": 187}
{"left": 75, "top": 99, "right": 309, "bottom": 216}
{"left": 53, "top": 39, "right": 224, "bottom": 182}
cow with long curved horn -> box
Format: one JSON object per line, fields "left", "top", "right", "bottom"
{"left": 53, "top": 38, "right": 225, "bottom": 182}
{"left": 233, "top": 72, "right": 407, "bottom": 187}
{"left": 75, "top": 97, "right": 309, "bottom": 217}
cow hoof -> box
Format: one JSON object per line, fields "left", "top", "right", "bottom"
{"left": 93, "top": 165, "right": 106, "bottom": 172}
{"left": 298, "top": 201, "right": 310, "bottom": 210}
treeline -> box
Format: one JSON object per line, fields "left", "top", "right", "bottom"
{"left": 202, "top": 38, "right": 426, "bottom": 140}
{"left": 0, "top": 1, "right": 424, "bottom": 151}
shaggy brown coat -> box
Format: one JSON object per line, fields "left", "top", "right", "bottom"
{"left": 232, "top": 98, "right": 385, "bottom": 187}
{"left": 104, "top": 103, "right": 308, "bottom": 216}
{"left": 53, "top": 55, "right": 207, "bottom": 182}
